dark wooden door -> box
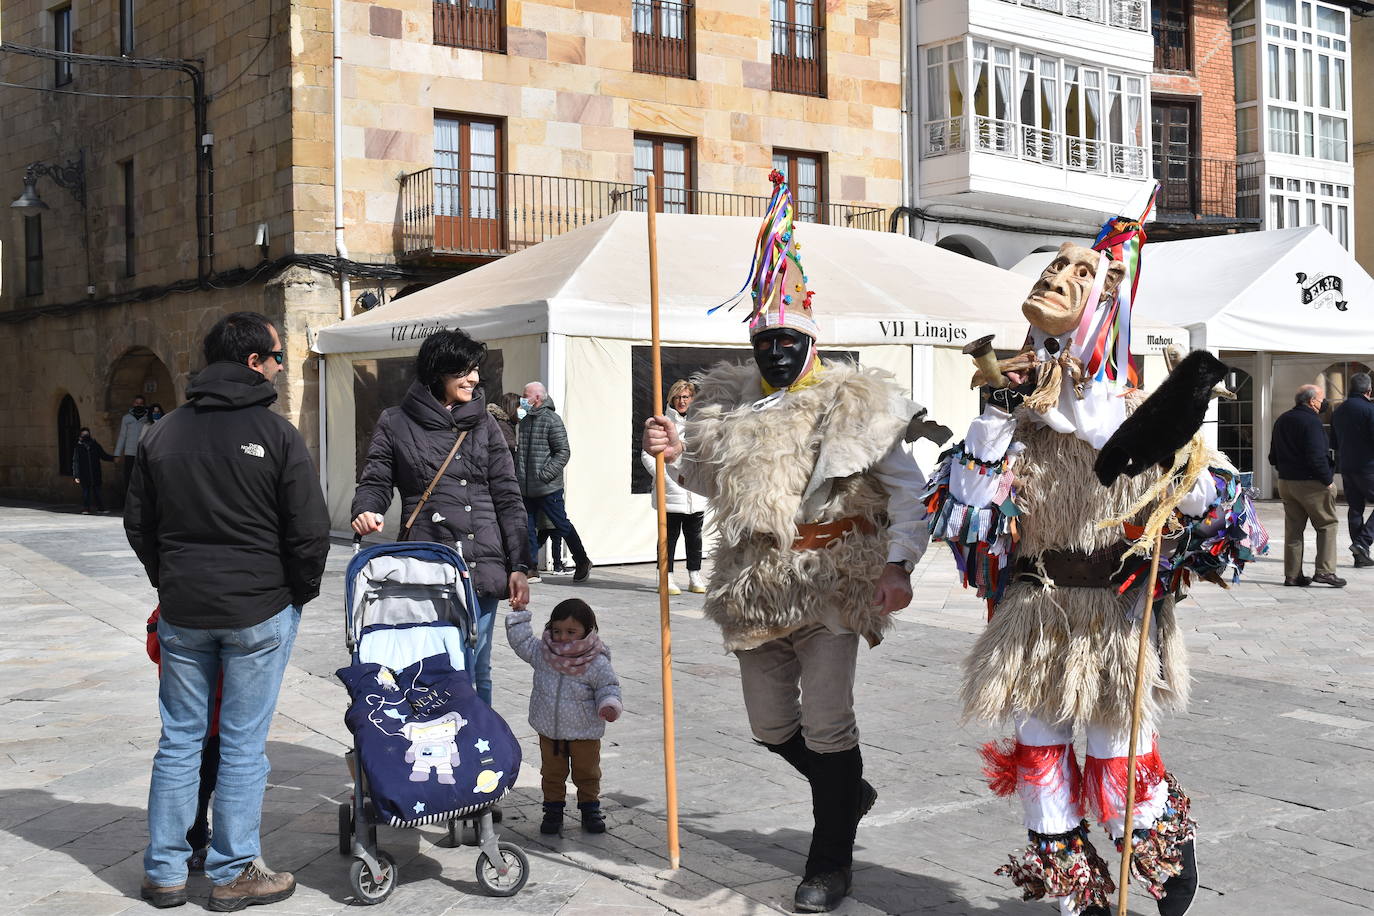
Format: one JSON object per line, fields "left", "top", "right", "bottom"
{"left": 434, "top": 116, "right": 504, "bottom": 253}
{"left": 1151, "top": 102, "right": 1196, "bottom": 215}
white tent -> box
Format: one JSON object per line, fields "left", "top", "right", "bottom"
{"left": 315, "top": 212, "right": 1185, "bottom": 562}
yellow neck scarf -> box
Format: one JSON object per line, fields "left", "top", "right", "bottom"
{"left": 761, "top": 358, "right": 824, "bottom": 395}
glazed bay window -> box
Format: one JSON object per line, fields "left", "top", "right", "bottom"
{"left": 1251, "top": 0, "right": 1349, "bottom": 163}
{"left": 922, "top": 39, "right": 1145, "bottom": 178}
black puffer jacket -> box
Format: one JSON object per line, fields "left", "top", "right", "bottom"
{"left": 125, "top": 361, "right": 331, "bottom": 628}
{"left": 352, "top": 382, "right": 531, "bottom": 598}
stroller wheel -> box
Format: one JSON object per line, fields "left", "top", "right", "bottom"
{"left": 349, "top": 850, "right": 397, "bottom": 905}
{"left": 337, "top": 803, "right": 353, "bottom": 855}
{"left": 475, "top": 842, "right": 530, "bottom": 897}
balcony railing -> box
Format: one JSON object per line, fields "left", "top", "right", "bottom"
{"left": 922, "top": 115, "right": 1148, "bottom": 179}
{"left": 434, "top": 0, "right": 503, "bottom": 53}
{"left": 399, "top": 170, "right": 886, "bottom": 256}
{"left": 772, "top": 20, "right": 824, "bottom": 96}
{"left": 1153, "top": 20, "right": 1190, "bottom": 70}
{"left": 995, "top": 0, "right": 1148, "bottom": 30}
{"left": 1153, "top": 155, "right": 1264, "bottom": 221}
{"left": 633, "top": 0, "right": 694, "bottom": 78}
{"left": 400, "top": 169, "right": 641, "bottom": 257}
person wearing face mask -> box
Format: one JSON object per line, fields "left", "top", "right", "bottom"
{"left": 641, "top": 172, "right": 932, "bottom": 914}
{"left": 149, "top": 403, "right": 166, "bottom": 422}
{"left": 351, "top": 329, "right": 533, "bottom": 712}
{"left": 114, "top": 394, "right": 153, "bottom": 504}
{"left": 1269, "top": 383, "right": 1345, "bottom": 587}
{"left": 71, "top": 426, "right": 115, "bottom": 514}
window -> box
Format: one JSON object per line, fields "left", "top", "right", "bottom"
{"left": 1216, "top": 368, "right": 1254, "bottom": 472}
{"left": 772, "top": 150, "right": 823, "bottom": 223}
{"left": 121, "top": 161, "right": 136, "bottom": 277}
{"left": 433, "top": 0, "right": 504, "bottom": 53}
{"left": 1268, "top": 105, "right": 1298, "bottom": 153}
{"left": 25, "top": 216, "right": 44, "bottom": 296}
{"left": 432, "top": 114, "right": 504, "bottom": 252}
{"left": 772, "top": 0, "right": 824, "bottom": 96}
{"left": 1318, "top": 114, "right": 1346, "bottom": 161}
{"left": 633, "top": 0, "right": 693, "bottom": 78}
{"left": 120, "top": 0, "right": 135, "bottom": 54}
{"left": 1236, "top": 106, "right": 1258, "bottom": 152}
{"left": 1234, "top": 40, "right": 1256, "bottom": 101}
{"left": 1153, "top": 0, "right": 1191, "bottom": 70}
{"left": 1315, "top": 4, "right": 1344, "bottom": 33}
{"left": 1266, "top": 0, "right": 1296, "bottom": 22}
{"left": 53, "top": 7, "right": 72, "bottom": 86}
{"left": 634, "top": 135, "right": 692, "bottom": 213}
{"left": 1336, "top": 205, "right": 1349, "bottom": 248}
{"left": 1152, "top": 102, "right": 1197, "bottom": 214}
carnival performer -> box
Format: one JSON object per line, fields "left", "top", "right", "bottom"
{"left": 641, "top": 171, "right": 932, "bottom": 913}
{"left": 924, "top": 199, "right": 1267, "bottom": 916}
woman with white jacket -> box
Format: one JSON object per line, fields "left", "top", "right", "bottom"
{"left": 640, "top": 380, "right": 709, "bottom": 595}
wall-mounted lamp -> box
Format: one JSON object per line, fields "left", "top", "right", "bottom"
{"left": 10, "top": 151, "right": 87, "bottom": 217}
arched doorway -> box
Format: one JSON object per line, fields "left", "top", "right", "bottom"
{"left": 57, "top": 394, "right": 81, "bottom": 475}
{"left": 935, "top": 234, "right": 997, "bottom": 265}
{"left": 106, "top": 347, "right": 176, "bottom": 434}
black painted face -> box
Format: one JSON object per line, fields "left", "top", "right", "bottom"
{"left": 753, "top": 329, "right": 813, "bottom": 389}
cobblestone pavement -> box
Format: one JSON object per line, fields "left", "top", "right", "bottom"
{"left": 1, "top": 500, "right": 1371, "bottom": 915}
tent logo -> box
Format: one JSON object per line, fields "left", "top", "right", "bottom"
{"left": 1296, "top": 272, "right": 1348, "bottom": 311}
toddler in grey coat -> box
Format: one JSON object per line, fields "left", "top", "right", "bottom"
{"left": 506, "top": 598, "right": 622, "bottom": 835}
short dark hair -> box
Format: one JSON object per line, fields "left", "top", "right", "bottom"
{"left": 204, "top": 312, "right": 276, "bottom": 366}
{"left": 500, "top": 392, "right": 522, "bottom": 418}
{"left": 546, "top": 598, "right": 598, "bottom": 635}
{"left": 1351, "top": 373, "right": 1372, "bottom": 397}
{"left": 415, "top": 329, "right": 486, "bottom": 393}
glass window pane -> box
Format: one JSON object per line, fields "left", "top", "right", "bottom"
{"left": 1318, "top": 54, "right": 1330, "bottom": 107}
{"left": 1302, "top": 49, "right": 1312, "bottom": 104}
{"left": 1333, "top": 58, "right": 1346, "bottom": 110}
{"left": 1234, "top": 43, "right": 1256, "bottom": 102}
{"left": 1266, "top": 44, "right": 1280, "bottom": 98}
{"left": 1316, "top": 4, "right": 1344, "bottom": 33}
{"left": 1284, "top": 47, "right": 1296, "bottom": 100}
{"left": 1322, "top": 201, "right": 1332, "bottom": 229}
{"left": 1306, "top": 199, "right": 1316, "bottom": 223}
{"left": 1337, "top": 206, "right": 1349, "bottom": 247}
{"left": 1266, "top": 0, "right": 1296, "bottom": 22}
{"left": 1271, "top": 194, "right": 1285, "bottom": 228}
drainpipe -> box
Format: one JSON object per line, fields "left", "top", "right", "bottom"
{"left": 899, "top": 0, "right": 921, "bottom": 238}
{"left": 334, "top": 0, "right": 352, "bottom": 319}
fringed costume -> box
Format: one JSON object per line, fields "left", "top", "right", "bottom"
{"left": 927, "top": 198, "right": 1267, "bottom": 916}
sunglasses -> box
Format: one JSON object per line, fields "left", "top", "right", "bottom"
{"left": 265, "top": 350, "right": 284, "bottom": 365}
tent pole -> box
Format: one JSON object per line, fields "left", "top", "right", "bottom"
{"left": 647, "top": 176, "right": 681, "bottom": 869}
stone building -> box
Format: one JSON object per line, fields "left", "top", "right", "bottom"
{"left": 1, "top": 0, "right": 904, "bottom": 502}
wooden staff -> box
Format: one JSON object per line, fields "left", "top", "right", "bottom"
{"left": 646, "top": 175, "right": 682, "bottom": 869}
{"left": 1116, "top": 526, "right": 1165, "bottom": 916}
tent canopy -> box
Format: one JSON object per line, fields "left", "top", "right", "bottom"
{"left": 1012, "top": 226, "right": 1374, "bottom": 353}
{"left": 315, "top": 212, "right": 1098, "bottom": 355}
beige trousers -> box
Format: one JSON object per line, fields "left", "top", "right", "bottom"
{"left": 1277, "top": 478, "right": 1339, "bottom": 576}
{"left": 539, "top": 735, "right": 601, "bottom": 804}
{"left": 735, "top": 623, "right": 859, "bottom": 753}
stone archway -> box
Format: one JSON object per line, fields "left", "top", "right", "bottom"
{"left": 935, "top": 234, "right": 997, "bottom": 265}
{"left": 57, "top": 394, "right": 81, "bottom": 475}
{"left": 105, "top": 346, "right": 176, "bottom": 437}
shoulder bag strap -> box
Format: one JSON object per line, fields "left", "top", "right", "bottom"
{"left": 402, "top": 429, "right": 470, "bottom": 538}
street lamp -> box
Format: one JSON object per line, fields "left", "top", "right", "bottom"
{"left": 10, "top": 151, "right": 86, "bottom": 217}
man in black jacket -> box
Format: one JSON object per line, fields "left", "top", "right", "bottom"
{"left": 1331, "top": 372, "right": 1374, "bottom": 568}
{"left": 127, "top": 312, "right": 330, "bottom": 911}
{"left": 1269, "top": 383, "right": 1345, "bottom": 587}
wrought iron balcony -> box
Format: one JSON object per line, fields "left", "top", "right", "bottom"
{"left": 633, "top": 0, "right": 694, "bottom": 78}
{"left": 772, "top": 20, "right": 825, "bottom": 96}
{"left": 399, "top": 169, "right": 886, "bottom": 257}
{"left": 1153, "top": 155, "right": 1264, "bottom": 222}
{"left": 1153, "top": 20, "right": 1190, "bottom": 71}
{"left": 921, "top": 115, "right": 1149, "bottom": 180}
{"left": 433, "top": 0, "right": 504, "bottom": 53}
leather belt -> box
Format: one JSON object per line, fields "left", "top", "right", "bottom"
{"left": 792, "top": 516, "right": 877, "bottom": 551}
{"left": 1013, "top": 542, "right": 1129, "bottom": 588}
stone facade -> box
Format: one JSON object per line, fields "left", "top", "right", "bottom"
{"left": 1, "top": 0, "right": 903, "bottom": 500}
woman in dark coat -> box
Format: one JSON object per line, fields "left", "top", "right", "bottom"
{"left": 71, "top": 427, "right": 115, "bottom": 514}
{"left": 350, "top": 330, "right": 531, "bottom": 706}
{"left": 487, "top": 392, "right": 521, "bottom": 458}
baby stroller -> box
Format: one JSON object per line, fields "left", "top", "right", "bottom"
{"left": 338, "top": 537, "right": 529, "bottom": 904}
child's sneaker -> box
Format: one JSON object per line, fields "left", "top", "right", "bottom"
{"left": 578, "top": 801, "right": 606, "bottom": 834}
{"left": 540, "top": 801, "right": 564, "bottom": 835}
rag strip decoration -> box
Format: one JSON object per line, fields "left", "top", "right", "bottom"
{"left": 1114, "top": 775, "right": 1197, "bottom": 901}
{"left": 1076, "top": 189, "right": 1157, "bottom": 387}
{"left": 921, "top": 441, "right": 1020, "bottom": 604}
{"left": 997, "top": 821, "right": 1116, "bottom": 911}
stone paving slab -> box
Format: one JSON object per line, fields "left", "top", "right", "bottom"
{"left": 1, "top": 500, "right": 1372, "bottom": 914}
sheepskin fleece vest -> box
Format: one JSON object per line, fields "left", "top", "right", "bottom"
{"left": 961, "top": 410, "right": 1189, "bottom": 732}
{"left": 687, "top": 361, "right": 911, "bottom": 651}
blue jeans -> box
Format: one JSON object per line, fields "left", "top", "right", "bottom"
{"left": 524, "top": 489, "right": 589, "bottom": 569}
{"left": 473, "top": 595, "right": 498, "bottom": 706}
{"left": 145, "top": 605, "right": 300, "bottom": 886}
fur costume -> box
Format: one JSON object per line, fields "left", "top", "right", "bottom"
{"left": 685, "top": 360, "right": 918, "bottom": 651}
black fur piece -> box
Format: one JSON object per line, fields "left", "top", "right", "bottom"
{"left": 1094, "top": 350, "right": 1228, "bottom": 487}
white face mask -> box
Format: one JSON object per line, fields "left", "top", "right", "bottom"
{"left": 516, "top": 407, "right": 528, "bottom": 420}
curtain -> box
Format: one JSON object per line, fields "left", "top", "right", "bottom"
{"left": 994, "top": 48, "right": 1012, "bottom": 121}
{"left": 970, "top": 44, "right": 986, "bottom": 117}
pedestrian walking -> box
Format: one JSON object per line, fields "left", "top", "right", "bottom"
{"left": 126, "top": 311, "right": 330, "bottom": 910}
{"left": 639, "top": 379, "right": 708, "bottom": 596}
{"left": 505, "top": 598, "right": 622, "bottom": 836}
{"left": 1330, "top": 371, "right": 1374, "bottom": 568}
{"left": 71, "top": 427, "right": 114, "bottom": 514}
{"left": 351, "top": 329, "right": 532, "bottom": 708}
{"left": 114, "top": 394, "right": 152, "bottom": 502}
{"left": 1270, "top": 383, "right": 1346, "bottom": 587}
{"left": 517, "top": 381, "right": 592, "bottom": 582}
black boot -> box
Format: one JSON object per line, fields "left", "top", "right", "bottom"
{"left": 1157, "top": 837, "right": 1198, "bottom": 916}
{"left": 540, "top": 801, "right": 564, "bottom": 835}
{"left": 794, "top": 746, "right": 865, "bottom": 913}
{"left": 578, "top": 801, "right": 607, "bottom": 834}
{"left": 764, "top": 731, "right": 879, "bottom": 821}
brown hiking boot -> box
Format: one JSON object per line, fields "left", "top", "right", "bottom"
{"left": 140, "top": 877, "right": 187, "bottom": 908}
{"left": 208, "top": 859, "right": 296, "bottom": 912}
